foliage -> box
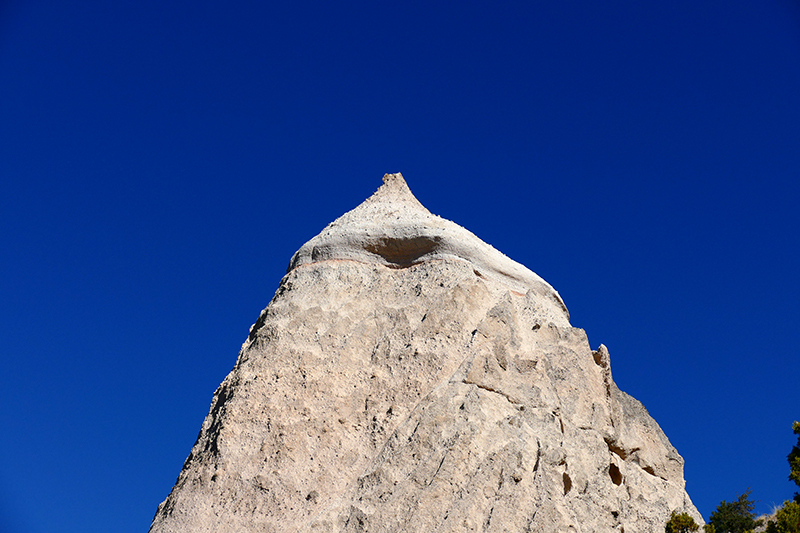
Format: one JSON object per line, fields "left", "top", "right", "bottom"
{"left": 790, "top": 421, "right": 800, "bottom": 498}
{"left": 706, "top": 422, "right": 800, "bottom": 533}
{"left": 666, "top": 511, "right": 700, "bottom": 532}
{"left": 763, "top": 422, "right": 800, "bottom": 533}
{"left": 707, "top": 489, "right": 761, "bottom": 533}
{"left": 765, "top": 500, "right": 800, "bottom": 533}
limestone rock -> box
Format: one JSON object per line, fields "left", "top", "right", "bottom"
{"left": 150, "top": 173, "right": 701, "bottom": 532}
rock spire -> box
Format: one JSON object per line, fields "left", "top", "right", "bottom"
{"left": 150, "top": 173, "right": 701, "bottom": 532}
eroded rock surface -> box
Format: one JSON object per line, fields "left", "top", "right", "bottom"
{"left": 150, "top": 174, "right": 701, "bottom": 532}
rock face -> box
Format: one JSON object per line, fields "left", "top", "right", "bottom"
{"left": 150, "top": 174, "right": 701, "bottom": 532}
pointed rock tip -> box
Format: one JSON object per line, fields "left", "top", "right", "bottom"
{"left": 382, "top": 172, "right": 408, "bottom": 189}
{"left": 366, "top": 172, "right": 429, "bottom": 212}
{"left": 383, "top": 172, "right": 404, "bottom": 184}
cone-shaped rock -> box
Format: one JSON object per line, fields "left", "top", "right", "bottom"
{"left": 150, "top": 174, "right": 701, "bottom": 532}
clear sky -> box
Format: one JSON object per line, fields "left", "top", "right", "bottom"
{"left": 1, "top": 1, "right": 799, "bottom": 531}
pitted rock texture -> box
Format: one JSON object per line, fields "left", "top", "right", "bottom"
{"left": 150, "top": 174, "right": 701, "bottom": 532}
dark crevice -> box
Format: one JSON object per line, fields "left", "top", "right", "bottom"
{"left": 609, "top": 463, "right": 623, "bottom": 486}
{"left": 605, "top": 437, "right": 629, "bottom": 460}
{"left": 429, "top": 451, "right": 448, "bottom": 485}
{"left": 532, "top": 440, "right": 541, "bottom": 473}
{"left": 563, "top": 472, "right": 572, "bottom": 495}
{"left": 364, "top": 236, "right": 441, "bottom": 268}
{"left": 640, "top": 464, "right": 666, "bottom": 480}
{"left": 463, "top": 380, "right": 519, "bottom": 405}
{"left": 525, "top": 510, "right": 538, "bottom": 532}
{"left": 409, "top": 421, "right": 421, "bottom": 442}
{"left": 484, "top": 506, "right": 494, "bottom": 529}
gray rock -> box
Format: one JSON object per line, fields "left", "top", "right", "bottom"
{"left": 150, "top": 173, "right": 701, "bottom": 532}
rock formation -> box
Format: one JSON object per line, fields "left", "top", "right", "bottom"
{"left": 150, "top": 173, "right": 702, "bottom": 532}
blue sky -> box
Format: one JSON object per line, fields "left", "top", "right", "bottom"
{"left": 1, "top": 1, "right": 799, "bottom": 531}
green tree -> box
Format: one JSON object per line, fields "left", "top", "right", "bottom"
{"left": 666, "top": 511, "right": 700, "bottom": 532}
{"left": 707, "top": 489, "right": 760, "bottom": 533}
{"left": 765, "top": 500, "right": 800, "bottom": 533}
{"left": 764, "top": 422, "right": 800, "bottom": 533}
{"left": 789, "top": 421, "right": 800, "bottom": 500}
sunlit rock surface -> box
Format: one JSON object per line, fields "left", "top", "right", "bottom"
{"left": 150, "top": 174, "right": 701, "bottom": 532}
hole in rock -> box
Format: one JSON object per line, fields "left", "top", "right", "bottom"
{"left": 563, "top": 473, "right": 572, "bottom": 494}
{"left": 364, "top": 236, "right": 441, "bottom": 267}
{"left": 609, "top": 463, "right": 623, "bottom": 486}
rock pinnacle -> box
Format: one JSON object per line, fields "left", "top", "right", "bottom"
{"left": 150, "top": 174, "right": 702, "bottom": 533}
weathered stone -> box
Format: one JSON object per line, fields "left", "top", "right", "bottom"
{"left": 150, "top": 173, "right": 701, "bottom": 532}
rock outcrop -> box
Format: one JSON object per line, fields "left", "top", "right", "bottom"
{"left": 150, "top": 173, "right": 701, "bottom": 532}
